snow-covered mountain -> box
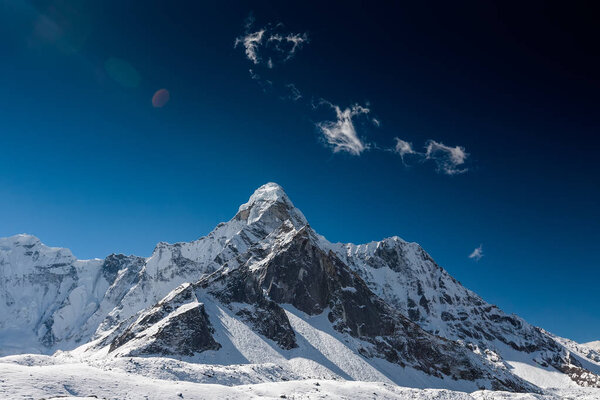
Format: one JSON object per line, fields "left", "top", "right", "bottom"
{"left": 586, "top": 342, "right": 600, "bottom": 352}
{"left": 1, "top": 182, "right": 599, "bottom": 397}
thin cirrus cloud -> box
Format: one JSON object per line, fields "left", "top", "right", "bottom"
{"left": 392, "top": 137, "right": 469, "bottom": 175}
{"left": 393, "top": 138, "right": 416, "bottom": 162}
{"left": 235, "top": 15, "right": 472, "bottom": 174}
{"left": 469, "top": 245, "right": 484, "bottom": 261}
{"left": 267, "top": 33, "right": 309, "bottom": 63}
{"left": 235, "top": 29, "right": 265, "bottom": 64}
{"left": 234, "top": 15, "right": 373, "bottom": 157}
{"left": 234, "top": 17, "right": 308, "bottom": 68}
{"left": 425, "top": 140, "right": 469, "bottom": 175}
{"left": 315, "top": 101, "right": 372, "bottom": 156}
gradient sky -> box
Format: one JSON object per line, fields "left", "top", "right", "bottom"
{"left": 0, "top": 1, "right": 598, "bottom": 342}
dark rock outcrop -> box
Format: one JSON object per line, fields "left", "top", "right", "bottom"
{"left": 193, "top": 226, "right": 537, "bottom": 392}
{"left": 109, "top": 284, "right": 220, "bottom": 356}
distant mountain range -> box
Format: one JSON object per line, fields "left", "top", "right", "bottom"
{"left": 1, "top": 183, "right": 599, "bottom": 396}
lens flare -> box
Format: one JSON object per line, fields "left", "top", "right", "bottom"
{"left": 152, "top": 89, "right": 170, "bottom": 108}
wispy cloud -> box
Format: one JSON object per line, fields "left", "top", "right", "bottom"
{"left": 267, "top": 32, "right": 309, "bottom": 63}
{"left": 285, "top": 83, "right": 302, "bottom": 101}
{"left": 235, "top": 15, "right": 474, "bottom": 174}
{"left": 391, "top": 137, "right": 469, "bottom": 175}
{"left": 235, "top": 29, "right": 265, "bottom": 64}
{"left": 425, "top": 140, "right": 468, "bottom": 175}
{"left": 235, "top": 17, "right": 308, "bottom": 67}
{"left": 469, "top": 245, "right": 483, "bottom": 261}
{"left": 393, "top": 138, "right": 416, "bottom": 162}
{"left": 316, "top": 101, "right": 371, "bottom": 156}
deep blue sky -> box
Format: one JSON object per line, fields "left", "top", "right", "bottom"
{"left": 0, "top": 1, "right": 598, "bottom": 342}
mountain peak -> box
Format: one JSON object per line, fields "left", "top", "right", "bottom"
{"left": 0, "top": 234, "right": 42, "bottom": 250}
{"left": 236, "top": 183, "right": 307, "bottom": 227}
{"left": 240, "top": 182, "right": 290, "bottom": 208}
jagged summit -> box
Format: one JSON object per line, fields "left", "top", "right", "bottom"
{"left": 235, "top": 182, "right": 307, "bottom": 228}
{"left": 239, "top": 182, "right": 290, "bottom": 209}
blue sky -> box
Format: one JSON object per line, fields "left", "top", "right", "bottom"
{"left": 0, "top": 1, "right": 598, "bottom": 342}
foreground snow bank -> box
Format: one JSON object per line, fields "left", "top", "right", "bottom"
{"left": 1, "top": 356, "right": 599, "bottom": 400}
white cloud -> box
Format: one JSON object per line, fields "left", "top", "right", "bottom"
{"left": 271, "top": 33, "right": 309, "bottom": 61}
{"left": 424, "top": 140, "right": 468, "bottom": 175}
{"left": 316, "top": 102, "right": 370, "bottom": 155}
{"left": 236, "top": 16, "right": 474, "bottom": 175}
{"left": 235, "top": 18, "right": 308, "bottom": 67}
{"left": 390, "top": 138, "right": 469, "bottom": 175}
{"left": 393, "top": 138, "right": 416, "bottom": 161}
{"left": 234, "top": 29, "right": 265, "bottom": 65}
{"left": 469, "top": 245, "right": 483, "bottom": 261}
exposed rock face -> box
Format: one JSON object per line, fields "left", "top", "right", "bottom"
{"left": 109, "top": 284, "right": 220, "bottom": 356}
{"left": 200, "top": 266, "right": 298, "bottom": 350}
{"left": 331, "top": 237, "right": 564, "bottom": 352}
{"left": 197, "top": 225, "right": 534, "bottom": 391}
{"left": 1, "top": 183, "right": 599, "bottom": 392}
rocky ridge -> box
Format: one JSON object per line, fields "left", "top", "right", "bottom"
{"left": 0, "top": 183, "right": 598, "bottom": 392}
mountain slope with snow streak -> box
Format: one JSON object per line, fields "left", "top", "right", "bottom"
{"left": 0, "top": 182, "right": 598, "bottom": 398}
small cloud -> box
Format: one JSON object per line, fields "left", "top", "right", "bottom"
{"left": 424, "top": 140, "right": 468, "bottom": 175}
{"left": 235, "top": 16, "right": 308, "bottom": 67}
{"left": 469, "top": 245, "right": 483, "bottom": 261}
{"left": 268, "top": 32, "right": 309, "bottom": 61}
{"left": 285, "top": 83, "right": 302, "bottom": 101}
{"left": 316, "top": 101, "right": 370, "bottom": 155}
{"left": 234, "top": 29, "right": 265, "bottom": 65}
{"left": 390, "top": 138, "right": 468, "bottom": 174}
{"left": 372, "top": 118, "right": 381, "bottom": 127}
{"left": 392, "top": 137, "right": 416, "bottom": 162}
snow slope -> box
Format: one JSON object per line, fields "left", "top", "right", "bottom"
{"left": 1, "top": 354, "right": 599, "bottom": 400}
{"left": 0, "top": 182, "right": 598, "bottom": 398}
{"left": 0, "top": 234, "right": 105, "bottom": 354}
{"left": 586, "top": 341, "right": 600, "bottom": 352}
